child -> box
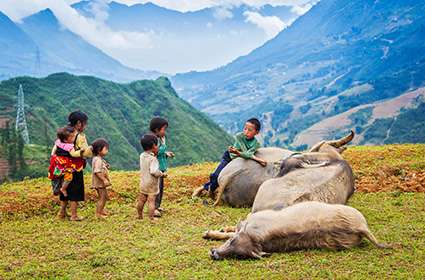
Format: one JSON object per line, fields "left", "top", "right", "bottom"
{"left": 50, "top": 126, "right": 81, "bottom": 197}
{"left": 192, "top": 118, "right": 267, "bottom": 198}
{"left": 149, "top": 117, "right": 174, "bottom": 217}
{"left": 50, "top": 110, "right": 92, "bottom": 221}
{"left": 137, "top": 134, "right": 167, "bottom": 221}
{"left": 91, "top": 138, "right": 112, "bottom": 219}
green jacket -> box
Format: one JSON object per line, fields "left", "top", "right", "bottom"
{"left": 157, "top": 137, "right": 168, "bottom": 171}
{"left": 230, "top": 132, "right": 260, "bottom": 160}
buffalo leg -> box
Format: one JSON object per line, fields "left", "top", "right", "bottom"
{"left": 222, "top": 226, "right": 236, "bottom": 232}
{"left": 203, "top": 230, "right": 235, "bottom": 240}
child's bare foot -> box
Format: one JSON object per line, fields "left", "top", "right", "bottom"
{"left": 70, "top": 216, "right": 84, "bottom": 221}
{"left": 157, "top": 207, "right": 165, "bottom": 212}
{"left": 60, "top": 187, "right": 68, "bottom": 197}
{"left": 192, "top": 186, "right": 205, "bottom": 198}
{"left": 101, "top": 210, "right": 110, "bottom": 216}
{"left": 137, "top": 215, "right": 143, "bottom": 220}
{"left": 96, "top": 213, "right": 107, "bottom": 219}
{"left": 57, "top": 212, "right": 67, "bottom": 220}
{"left": 149, "top": 217, "right": 159, "bottom": 222}
{"left": 153, "top": 209, "right": 162, "bottom": 217}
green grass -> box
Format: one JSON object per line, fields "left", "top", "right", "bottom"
{"left": 0, "top": 145, "right": 425, "bottom": 279}
{"left": 0, "top": 192, "right": 424, "bottom": 279}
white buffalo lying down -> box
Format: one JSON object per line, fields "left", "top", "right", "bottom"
{"left": 207, "top": 202, "right": 389, "bottom": 260}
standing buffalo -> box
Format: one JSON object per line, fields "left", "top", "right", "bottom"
{"left": 208, "top": 201, "right": 389, "bottom": 260}
{"left": 209, "top": 131, "right": 355, "bottom": 207}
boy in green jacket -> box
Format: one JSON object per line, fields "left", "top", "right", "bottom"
{"left": 192, "top": 118, "right": 266, "bottom": 198}
{"left": 150, "top": 117, "right": 175, "bottom": 217}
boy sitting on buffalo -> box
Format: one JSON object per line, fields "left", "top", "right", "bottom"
{"left": 192, "top": 118, "right": 266, "bottom": 198}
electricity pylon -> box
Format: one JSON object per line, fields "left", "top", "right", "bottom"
{"left": 15, "top": 84, "right": 30, "bottom": 144}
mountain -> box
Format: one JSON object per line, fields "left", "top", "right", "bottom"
{"left": 0, "top": 11, "right": 39, "bottom": 80}
{"left": 0, "top": 9, "right": 159, "bottom": 82}
{"left": 72, "top": 1, "right": 305, "bottom": 73}
{"left": 0, "top": 73, "right": 233, "bottom": 170}
{"left": 172, "top": 0, "right": 425, "bottom": 147}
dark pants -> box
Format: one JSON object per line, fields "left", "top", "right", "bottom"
{"left": 59, "top": 170, "right": 85, "bottom": 202}
{"left": 155, "top": 176, "right": 164, "bottom": 209}
{"left": 203, "top": 151, "right": 232, "bottom": 193}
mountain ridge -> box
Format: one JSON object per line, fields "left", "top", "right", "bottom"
{"left": 0, "top": 9, "right": 160, "bottom": 82}
{"left": 172, "top": 0, "right": 425, "bottom": 147}
{"left": 71, "top": 0, "right": 304, "bottom": 73}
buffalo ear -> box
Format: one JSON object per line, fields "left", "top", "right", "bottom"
{"left": 236, "top": 220, "right": 247, "bottom": 232}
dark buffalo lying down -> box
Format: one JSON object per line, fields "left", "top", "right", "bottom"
{"left": 214, "top": 131, "right": 356, "bottom": 208}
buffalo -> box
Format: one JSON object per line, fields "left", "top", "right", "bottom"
{"left": 207, "top": 201, "right": 389, "bottom": 260}
{"left": 210, "top": 130, "right": 355, "bottom": 207}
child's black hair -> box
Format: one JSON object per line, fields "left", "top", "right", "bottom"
{"left": 140, "top": 134, "right": 158, "bottom": 151}
{"left": 68, "top": 110, "right": 88, "bottom": 127}
{"left": 246, "top": 118, "right": 261, "bottom": 131}
{"left": 149, "top": 117, "right": 168, "bottom": 133}
{"left": 57, "top": 126, "right": 75, "bottom": 142}
{"left": 91, "top": 138, "right": 109, "bottom": 156}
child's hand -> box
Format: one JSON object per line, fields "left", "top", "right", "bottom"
{"left": 166, "top": 151, "right": 175, "bottom": 158}
{"left": 103, "top": 179, "right": 111, "bottom": 186}
{"left": 228, "top": 146, "right": 240, "bottom": 155}
{"left": 162, "top": 172, "right": 168, "bottom": 178}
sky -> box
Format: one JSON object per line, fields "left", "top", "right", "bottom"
{"left": 0, "top": 0, "right": 315, "bottom": 73}
{"left": 0, "top": 0, "right": 314, "bottom": 20}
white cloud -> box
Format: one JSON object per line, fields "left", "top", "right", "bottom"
{"left": 0, "top": 0, "right": 318, "bottom": 73}
{"left": 290, "top": 3, "right": 313, "bottom": 15}
{"left": 0, "top": 0, "right": 317, "bottom": 19}
{"left": 243, "top": 11, "right": 288, "bottom": 39}
{"left": 132, "top": 0, "right": 315, "bottom": 12}
{"left": 212, "top": 6, "right": 233, "bottom": 20}
{"left": 0, "top": 0, "right": 77, "bottom": 21}
{"left": 88, "top": 0, "right": 109, "bottom": 22}
{"left": 42, "top": 0, "right": 153, "bottom": 52}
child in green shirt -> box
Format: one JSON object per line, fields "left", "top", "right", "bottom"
{"left": 193, "top": 118, "right": 266, "bottom": 198}
{"left": 149, "top": 117, "right": 174, "bottom": 217}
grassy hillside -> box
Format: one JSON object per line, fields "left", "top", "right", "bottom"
{"left": 0, "top": 73, "right": 233, "bottom": 170}
{"left": 0, "top": 144, "right": 424, "bottom": 278}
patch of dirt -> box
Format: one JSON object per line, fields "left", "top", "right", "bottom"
{"left": 165, "top": 174, "right": 206, "bottom": 201}
{"left": 355, "top": 169, "right": 425, "bottom": 192}
{"left": 344, "top": 145, "right": 425, "bottom": 192}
